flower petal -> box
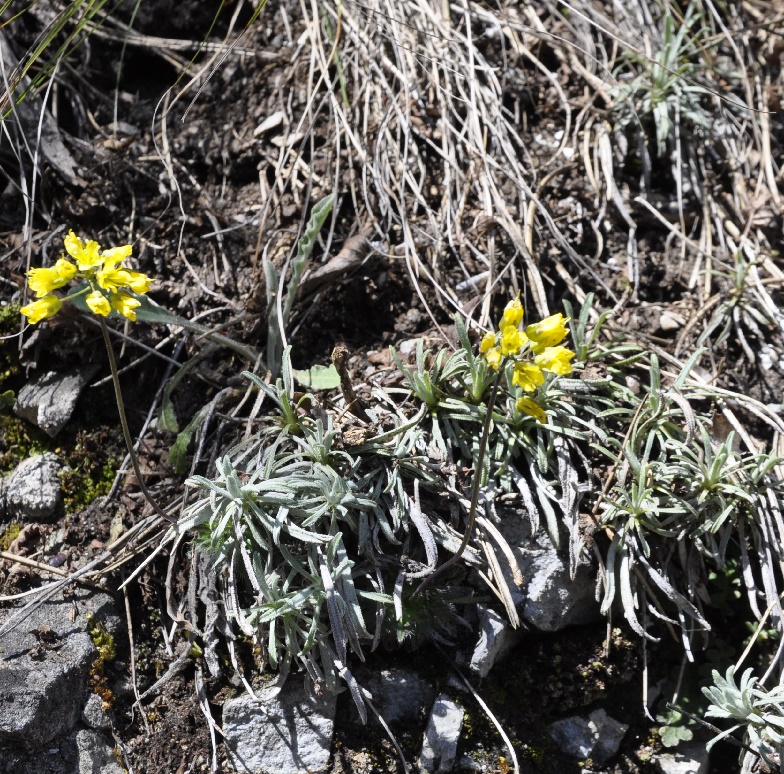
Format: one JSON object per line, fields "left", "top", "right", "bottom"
{"left": 86, "top": 290, "right": 111, "bottom": 317}
{"left": 526, "top": 313, "right": 570, "bottom": 352}
{"left": 101, "top": 245, "right": 133, "bottom": 262}
{"left": 110, "top": 292, "right": 141, "bottom": 322}
{"left": 125, "top": 270, "right": 152, "bottom": 294}
{"left": 65, "top": 230, "right": 103, "bottom": 269}
{"left": 500, "top": 324, "right": 526, "bottom": 356}
{"left": 21, "top": 295, "right": 62, "bottom": 324}
{"left": 512, "top": 362, "right": 545, "bottom": 392}
{"left": 516, "top": 396, "right": 547, "bottom": 423}
{"left": 535, "top": 345, "right": 575, "bottom": 376}
{"left": 485, "top": 347, "right": 502, "bottom": 370}
{"left": 27, "top": 266, "right": 67, "bottom": 298}
{"left": 479, "top": 331, "right": 496, "bottom": 353}
{"left": 499, "top": 294, "right": 523, "bottom": 329}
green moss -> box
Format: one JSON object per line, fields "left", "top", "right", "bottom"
{"left": 86, "top": 611, "right": 116, "bottom": 710}
{"left": 59, "top": 436, "right": 119, "bottom": 514}
{"left": 521, "top": 744, "right": 546, "bottom": 765}
{"left": 0, "top": 414, "right": 52, "bottom": 473}
{"left": 0, "top": 417, "right": 119, "bottom": 513}
{"left": 86, "top": 612, "right": 116, "bottom": 661}
{"left": 0, "top": 522, "right": 21, "bottom": 551}
{"left": 0, "top": 304, "right": 21, "bottom": 390}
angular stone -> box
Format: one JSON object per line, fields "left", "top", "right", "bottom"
{"left": 0, "top": 589, "right": 118, "bottom": 752}
{"left": 420, "top": 695, "right": 463, "bottom": 773}
{"left": 469, "top": 605, "right": 522, "bottom": 678}
{"left": 548, "top": 715, "right": 594, "bottom": 760}
{"left": 223, "top": 675, "right": 336, "bottom": 774}
{"left": 656, "top": 738, "right": 710, "bottom": 774}
{"left": 548, "top": 709, "right": 628, "bottom": 767}
{"left": 15, "top": 369, "right": 94, "bottom": 438}
{"left": 75, "top": 729, "right": 124, "bottom": 774}
{"left": 497, "top": 510, "right": 599, "bottom": 631}
{"left": 81, "top": 693, "right": 111, "bottom": 731}
{"left": 589, "top": 709, "right": 629, "bottom": 766}
{"left": 366, "top": 668, "right": 435, "bottom": 726}
{"left": 6, "top": 453, "right": 63, "bottom": 521}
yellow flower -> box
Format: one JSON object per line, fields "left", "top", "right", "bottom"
{"left": 100, "top": 244, "right": 133, "bottom": 263}
{"left": 21, "top": 294, "right": 62, "bottom": 324}
{"left": 526, "top": 313, "right": 570, "bottom": 352}
{"left": 499, "top": 294, "right": 523, "bottom": 330}
{"left": 28, "top": 267, "right": 65, "bottom": 298}
{"left": 54, "top": 257, "right": 77, "bottom": 280}
{"left": 111, "top": 292, "right": 141, "bottom": 321}
{"left": 535, "top": 346, "right": 575, "bottom": 376}
{"left": 516, "top": 396, "right": 547, "bottom": 423}
{"left": 64, "top": 230, "right": 103, "bottom": 270}
{"left": 96, "top": 265, "right": 131, "bottom": 293}
{"left": 86, "top": 290, "right": 111, "bottom": 317}
{"left": 499, "top": 324, "right": 526, "bottom": 356}
{"left": 479, "top": 331, "right": 496, "bottom": 353}
{"left": 485, "top": 347, "right": 502, "bottom": 370}
{"left": 124, "top": 270, "right": 152, "bottom": 294}
{"left": 512, "top": 362, "right": 545, "bottom": 392}
{"left": 97, "top": 264, "right": 152, "bottom": 295}
{"left": 27, "top": 259, "right": 76, "bottom": 298}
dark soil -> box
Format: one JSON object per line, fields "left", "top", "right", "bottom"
{"left": 1, "top": 1, "right": 783, "bottom": 772}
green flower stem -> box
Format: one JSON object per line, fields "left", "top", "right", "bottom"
{"left": 411, "top": 377, "right": 501, "bottom": 598}
{"left": 62, "top": 286, "right": 91, "bottom": 303}
{"left": 100, "top": 319, "right": 175, "bottom": 523}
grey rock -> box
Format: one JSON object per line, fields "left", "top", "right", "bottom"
{"left": 420, "top": 694, "right": 463, "bottom": 773}
{"left": 589, "top": 709, "right": 629, "bottom": 766}
{"left": 456, "top": 756, "right": 484, "bottom": 771}
{"left": 548, "top": 715, "right": 594, "bottom": 760}
{"left": 81, "top": 694, "right": 111, "bottom": 731}
{"left": 548, "top": 709, "right": 628, "bottom": 767}
{"left": 75, "top": 729, "right": 124, "bottom": 774}
{"left": 15, "top": 369, "right": 94, "bottom": 438}
{"left": 398, "top": 339, "right": 419, "bottom": 356}
{"left": 469, "top": 605, "right": 523, "bottom": 678}
{"left": 6, "top": 453, "right": 63, "bottom": 521}
{"left": 223, "top": 675, "right": 336, "bottom": 774}
{"left": 0, "top": 473, "right": 8, "bottom": 516}
{"left": 366, "top": 668, "right": 435, "bottom": 726}
{"left": 498, "top": 510, "right": 599, "bottom": 631}
{"left": 0, "top": 589, "right": 118, "bottom": 753}
{"left": 0, "top": 734, "right": 78, "bottom": 774}
{"left": 656, "top": 739, "right": 710, "bottom": 774}
{"left": 0, "top": 727, "right": 123, "bottom": 774}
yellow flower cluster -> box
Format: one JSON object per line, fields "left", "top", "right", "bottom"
{"left": 479, "top": 294, "right": 574, "bottom": 422}
{"left": 20, "top": 230, "right": 152, "bottom": 324}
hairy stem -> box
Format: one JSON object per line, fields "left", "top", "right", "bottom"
{"left": 101, "top": 319, "right": 175, "bottom": 523}
{"left": 411, "top": 377, "right": 501, "bottom": 598}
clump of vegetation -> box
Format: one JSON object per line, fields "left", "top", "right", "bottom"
{"left": 0, "top": 303, "right": 21, "bottom": 397}
{"left": 168, "top": 284, "right": 784, "bottom": 763}
{"left": 175, "top": 299, "right": 580, "bottom": 720}
{"left": 58, "top": 428, "right": 121, "bottom": 514}
{"left": 0, "top": 522, "right": 21, "bottom": 551}
{"left": 611, "top": 4, "right": 713, "bottom": 158}
{"left": 86, "top": 611, "right": 117, "bottom": 711}
{"left": 0, "top": 414, "right": 52, "bottom": 473}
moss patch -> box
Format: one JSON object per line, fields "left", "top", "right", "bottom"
{"left": 86, "top": 611, "right": 117, "bottom": 710}
{"left": 0, "top": 413, "right": 120, "bottom": 514}
{"left": 59, "top": 428, "right": 120, "bottom": 514}
{"left": 0, "top": 303, "right": 21, "bottom": 403}
{"left": 0, "top": 522, "right": 21, "bottom": 551}
{"left": 0, "top": 413, "right": 52, "bottom": 473}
